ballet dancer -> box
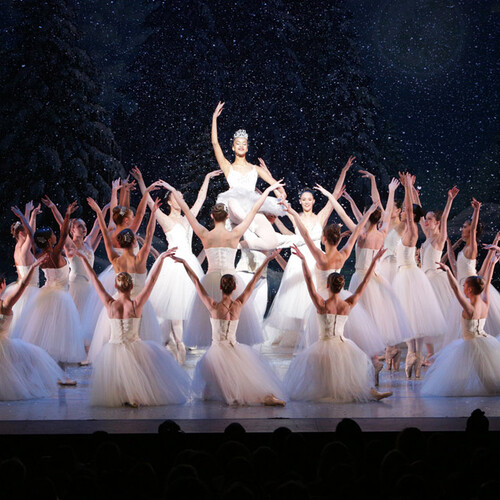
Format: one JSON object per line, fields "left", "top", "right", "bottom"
{"left": 285, "top": 245, "right": 392, "bottom": 402}
{"left": 173, "top": 251, "right": 285, "bottom": 406}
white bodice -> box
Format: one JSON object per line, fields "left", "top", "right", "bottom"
{"left": 298, "top": 219, "right": 323, "bottom": 246}
{"left": 0, "top": 313, "right": 13, "bottom": 339}
{"left": 128, "top": 272, "right": 146, "bottom": 299}
{"left": 69, "top": 246, "right": 94, "bottom": 282}
{"left": 206, "top": 247, "right": 237, "bottom": 274}
{"left": 396, "top": 245, "right": 417, "bottom": 269}
{"left": 43, "top": 262, "right": 70, "bottom": 290}
{"left": 319, "top": 314, "right": 348, "bottom": 341}
{"left": 16, "top": 265, "right": 39, "bottom": 287}
{"left": 226, "top": 165, "right": 258, "bottom": 191}
{"left": 461, "top": 317, "right": 487, "bottom": 341}
{"left": 354, "top": 246, "right": 380, "bottom": 273}
{"left": 109, "top": 317, "right": 141, "bottom": 344}
{"left": 113, "top": 245, "right": 139, "bottom": 256}
{"left": 314, "top": 267, "right": 341, "bottom": 292}
{"left": 420, "top": 240, "right": 442, "bottom": 274}
{"left": 382, "top": 229, "right": 402, "bottom": 260}
{"left": 210, "top": 317, "right": 238, "bottom": 344}
{"left": 165, "top": 222, "right": 193, "bottom": 251}
{"left": 457, "top": 251, "right": 476, "bottom": 285}
{"left": 236, "top": 249, "right": 267, "bottom": 275}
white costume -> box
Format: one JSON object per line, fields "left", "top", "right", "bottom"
{"left": 192, "top": 318, "right": 284, "bottom": 405}
{"left": 91, "top": 317, "right": 190, "bottom": 407}
{"left": 379, "top": 228, "right": 401, "bottom": 283}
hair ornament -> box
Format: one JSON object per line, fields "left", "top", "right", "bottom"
{"left": 233, "top": 129, "right": 248, "bottom": 140}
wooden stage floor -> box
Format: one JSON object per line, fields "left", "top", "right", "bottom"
{"left": 1, "top": 345, "right": 500, "bottom": 434}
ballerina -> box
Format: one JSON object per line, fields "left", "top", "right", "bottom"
{"left": 419, "top": 186, "right": 460, "bottom": 360}
{"left": 77, "top": 249, "right": 191, "bottom": 407}
{"left": 41, "top": 195, "right": 105, "bottom": 348}
{"left": 174, "top": 251, "right": 285, "bottom": 406}
{"left": 163, "top": 179, "right": 284, "bottom": 347}
{"left": 421, "top": 253, "right": 500, "bottom": 396}
{"left": 284, "top": 198, "right": 387, "bottom": 382}
{"left": 0, "top": 255, "right": 66, "bottom": 400}
{"left": 391, "top": 173, "right": 447, "bottom": 378}
{"left": 263, "top": 158, "right": 353, "bottom": 346}
{"left": 7, "top": 203, "right": 41, "bottom": 333}
{"left": 284, "top": 245, "right": 392, "bottom": 402}
{"left": 130, "top": 166, "right": 222, "bottom": 363}
{"left": 10, "top": 202, "right": 85, "bottom": 383}
{"left": 86, "top": 197, "right": 164, "bottom": 362}
{"left": 211, "top": 101, "right": 289, "bottom": 251}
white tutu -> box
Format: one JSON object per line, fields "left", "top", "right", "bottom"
{"left": 379, "top": 256, "right": 397, "bottom": 284}
{"left": 192, "top": 318, "right": 284, "bottom": 405}
{"left": 217, "top": 186, "right": 285, "bottom": 217}
{"left": 184, "top": 247, "right": 263, "bottom": 347}
{"left": 265, "top": 227, "right": 322, "bottom": 347}
{"left": 379, "top": 229, "right": 401, "bottom": 284}
{"left": 91, "top": 318, "right": 190, "bottom": 406}
{"left": 392, "top": 247, "right": 446, "bottom": 339}
{"left": 422, "top": 317, "right": 500, "bottom": 396}
{"left": 0, "top": 314, "right": 64, "bottom": 400}
{"left": 285, "top": 314, "right": 373, "bottom": 402}
{"left": 87, "top": 273, "right": 164, "bottom": 363}
{"left": 485, "top": 285, "right": 500, "bottom": 337}
{"left": 298, "top": 267, "right": 385, "bottom": 357}
{"left": 10, "top": 264, "right": 85, "bottom": 363}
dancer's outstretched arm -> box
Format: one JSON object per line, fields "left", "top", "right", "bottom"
{"left": 481, "top": 252, "right": 500, "bottom": 307}
{"left": 401, "top": 174, "right": 418, "bottom": 246}
{"left": 346, "top": 248, "right": 386, "bottom": 307}
{"left": 108, "top": 178, "right": 121, "bottom": 230}
{"left": 136, "top": 199, "right": 160, "bottom": 268}
{"left": 314, "top": 184, "right": 357, "bottom": 232}
{"left": 77, "top": 251, "right": 115, "bottom": 309}
{"left": 172, "top": 256, "right": 217, "bottom": 312}
{"left": 87, "top": 198, "right": 120, "bottom": 263}
{"left": 11, "top": 206, "right": 37, "bottom": 254}
{"left": 292, "top": 244, "right": 324, "bottom": 311}
{"left": 340, "top": 203, "right": 379, "bottom": 259}
{"left": 333, "top": 156, "right": 356, "bottom": 198}
{"left": 190, "top": 170, "right": 223, "bottom": 217}
{"left": 341, "top": 190, "right": 363, "bottom": 223}
{"left": 437, "top": 186, "right": 460, "bottom": 247}
{"left": 480, "top": 233, "right": 500, "bottom": 276}
{"left": 52, "top": 202, "right": 78, "bottom": 259}
{"left": 1, "top": 255, "right": 47, "bottom": 311}
{"left": 129, "top": 181, "right": 161, "bottom": 234}
{"left": 236, "top": 250, "right": 279, "bottom": 305}
{"left": 464, "top": 198, "right": 481, "bottom": 259}
{"left": 380, "top": 178, "right": 399, "bottom": 237}
{"left": 437, "top": 262, "right": 474, "bottom": 317}
{"left": 359, "top": 169, "right": 382, "bottom": 208}
{"left": 211, "top": 101, "right": 232, "bottom": 175}
{"left": 256, "top": 158, "right": 287, "bottom": 200}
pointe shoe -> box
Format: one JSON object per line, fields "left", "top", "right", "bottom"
{"left": 79, "top": 359, "right": 90, "bottom": 367}
{"left": 414, "top": 355, "right": 424, "bottom": 379}
{"left": 371, "top": 388, "right": 393, "bottom": 401}
{"left": 177, "top": 342, "right": 186, "bottom": 365}
{"left": 58, "top": 379, "right": 77, "bottom": 386}
{"left": 405, "top": 352, "right": 417, "bottom": 379}
{"left": 385, "top": 346, "right": 401, "bottom": 371}
{"left": 124, "top": 401, "right": 139, "bottom": 409}
{"left": 264, "top": 394, "right": 286, "bottom": 407}
{"left": 374, "top": 362, "right": 384, "bottom": 387}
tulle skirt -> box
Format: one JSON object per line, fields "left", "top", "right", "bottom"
{"left": 349, "top": 271, "right": 413, "bottom": 346}
{"left": 298, "top": 291, "right": 386, "bottom": 357}
{"left": 11, "top": 288, "right": 85, "bottom": 363}
{"left": 264, "top": 249, "right": 317, "bottom": 347}
{"left": 426, "top": 269, "right": 455, "bottom": 315}
{"left": 69, "top": 278, "right": 98, "bottom": 346}
{"left": 485, "top": 285, "right": 500, "bottom": 337}
{"left": 87, "top": 301, "right": 164, "bottom": 363}
{"left": 237, "top": 272, "right": 268, "bottom": 326}
{"left": 184, "top": 272, "right": 263, "bottom": 347}
{"left": 421, "top": 335, "right": 500, "bottom": 396}
{"left": 285, "top": 336, "right": 374, "bottom": 402}
{"left": 392, "top": 267, "right": 446, "bottom": 339}
{"left": 4, "top": 284, "right": 40, "bottom": 337}
{"left": 0, "top": 337, "right": 64, "bottom": 400}
{"left": 149, "top": 249, "right": 203, "bottom": 322}
{"left": 192, "top": 341, "right": 284, "bottom": 405}
{"left": 217, "top": 187, "right": 285, "bottom": 218}
{"left": 379, "top": 256, "right": 397, "bottom": 284}
{"left": 91, "top": 340, "right": 190, "bottom": 407}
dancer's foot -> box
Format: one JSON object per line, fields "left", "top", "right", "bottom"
{"left": 370, "top": 388, "right": 393, "bottom": 401}
{"left": 177, "top": 342, "right": 186, "bottom": 365}
{"left": 374, "top": 361, "right": 384, "bottom": 386}
{"left": 264, "top": 394, "right": 286, "bottom": 407}
{"left": 124, "top": 401, "right": 139, "bottom": 409}
{"left": 79, "top": 359, "right": 90, "bottom": 366}
{"left": 58, "top": 378, "right": 77, "bottom": 386}
{"left": 405, "top": 352, "right": 417, "bottom": 379}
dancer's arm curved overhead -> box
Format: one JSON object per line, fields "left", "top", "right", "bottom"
{"left": 190, "top": 169, "right": 224, "bottom": 217}
{"left": 437, "top": 186, "right": 460, "bottom": 247}
{"left": 401, "top": 173, "right": 418, "bottom": 246}
{"left": 346, "top": 248, "right": 387, "bottom": 307}
{"left": 108, "top": 178, "right": 121, "bottom": 230}
{"left": 314, "top": 184, "right": 357, "bottom": 232}
{"left": 380, "top": 178, "right": 400, "bottom": 237}
{"left": 333, "top": 156, "right": 356, "bottom": 198}
{"left": 11, "top": 205, "right": 37, "bottom": 254}
{"left": 129, "top": 181, "right": 161, "bottom": 234}
{"left": 292, "top": 244, "right": 324, "bottom": 312}
{"left": 339, "top": 203, "right": 379, "bottom": 258}
{"left": 52, "top": 201, "right": 79, "bottom": 259}
{"left": 464, "top": 198, "right": 481, "bottom": 260}
{"left": 480, "top": 232, "right": 500, "bottom": 276}
{"left": 136, "top": 198, "right": 161, "bottom": 267}
{"left": 211, "top": 101, "right": 232, "bottom": 175}
{"left": 341, "top": 190, "right": 363, "bottom": 223}
{"left": 359, "top": 169, "right": 382, "bottom": 208}
{"left": 87, "top": 198, "right": 120, "bottom": 264}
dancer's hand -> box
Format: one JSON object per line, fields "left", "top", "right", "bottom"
{"left": 258, "top": 157, "right": 271, "bottom": 175}
{"left": 32, "top": 203, "right": 42, "bottom": 216}
{"left": 111, "top": 178, "right": 121, "bottom": 191}
{"left": 343, "top": 155, "right": 356, "bottom": 171}
{"left": 32, "top": 254, "right": 50, "bottom": 268}
{"left": 313, "top": 183, "right": 330, "bottom": 197}
{"left": 388, "top": 178, "right": 400, "bottom": 192}
{"left": 373, "top": 248, "right": 387, "bottom": 261}
{"left": 121, "top": 176, "right": 137, "bottom": 192}
{"left": 448, "top": 186, "right": 459, "bottom": 199}
{"left": 41, "top": 195, "right": 55, "bottom": 208}
{"left": 66, "top": 201, "right": 79, "bottom": 216}
{"left": 436, "top": 262, "right": 451, "bottom": 273}
{"left": 145, "top": 180, "right": 161, "bottom": 193}
{"left": 205, "top": 169, "right": 223, "bottom": 180}
{"left": 358, "top": 169, "right": 375, "bottom": 179}
{"left": 170, "top": 255, "right": 186, "bottom": 265}
{"left": 158, "top": 180, "right": 176, "bottom": 192}
{"left": 291, "top": 244, "right": 305, "bottom": 260}
{"left": 265, "top": 248, "right": 281, "bottom": 262}
{"left": 366, "top": 202, "right": 379, "bottom": 215}
{"left": 25, "top": 200, "right": 34, "bottom": 214}
{"left": 483, "top": 244, "right": 500, "bottom": 253}
{"left": 266, "top": 179, "right": 285, "bottom": 193}
{"left": 159, "top": 247, "right": 178, "bottom": 261}
{"left": 341, "top": 190, "right": 353, "bottom": 202}
{"left": 471, "top": 198, "right": 481, "bottom": 210}
{"left": 151, "top": 198, "right": 162, "bottom": 213}
{"left": 11, "top": 205, "right": 24, "bottom": 219}
{"left": 130, "top": 166, "right": 144, "bottom": 184}
{"left": 87, "top": 197, "right": 101, "bottom": 213}
{"left": 213, "top": 101, "right": 224, "bottom": 118}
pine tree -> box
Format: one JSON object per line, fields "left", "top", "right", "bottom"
{"left": 0, "top": 0, "right": 124, "bottom": 230}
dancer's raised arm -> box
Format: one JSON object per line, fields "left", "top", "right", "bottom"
{"left": 88, "top": 198, "right": 120, "bottom": 264}
{"left": 333, "top": 156, "right": 356, "bottom": 198}
{"left": 292, "top": 244, "right": 324, "bottom": 311}
{"left": 236, "top": 250, "right": 280, "bottom": 306}
{"left": 380, "top": 178, "right": 399, "bottom": 236}
{"left": 480, "top": 232, "right": 500, "bottom": 276}
{"left": 52, "top": 202, "right": 78, "bottom": 259}
{"left": 341, "top": 190, "right": 363, "bottom": 223}
{"left": 346, "top": 248, "right": 387, "bottom": 308}
{"left": 129, "top": 181, "right": 161, "bottom": 234}
{"left": 77, "top": 251, "right": 115, "bottom": 309}
{"left": 11, "top": 205, "right": 37, "bottom": 254}
{"left": 136, "top": 198, "right": 161, "bottom": 267}
{"left": 211, "top": 101, "right": 231, "bottom": 175}
{"left": 190, "top": 170, "right": 223, "bottom": 217}
{"left": 437, "top": 262, "right": 474, "bottom": 317}
{"left": 401, "top": 174, "right": 418, "bottom": 246}
{"left": 482, "top": 252, "right": 500, "bottom": 307}
{"left": 436, "top": 186, "right": 460, "bottom": 246}
{"left": 256, "top": 158, "right": 287, "bottom": 200}
{"left": 359, "top": 169, "right": 382, "bottom": 207}
{"left": 340, "top": 203, "right": 379, "bottom": 258}
{"left": 314, "top": 184, "right": 356, "bottom": 232}
{"left": 464, "top": 198, "right": 481, "bottom": 259}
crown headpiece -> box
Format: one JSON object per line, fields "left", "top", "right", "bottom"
{"left": 233, "top": 129, "right": 248, "bottom": 140}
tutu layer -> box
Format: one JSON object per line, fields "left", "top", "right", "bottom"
{"left": 237, "top": 272, "right": 268, "bottom": 326}
{"left": 91, "top": 340, "right": 190, "bottom": 406}
{"left": 379, "top": 256, "right": 397, "bottom": 284}
{"left": 5, "top": 284, "right": 40, "bottom": 337}
{"left": 285, "top": 336, "right": 374, "bottom": 402}
{"left": 421, "top": 334, "right": 500, "bottom": 396}
{"left": 392, "top": 266, "right": 446, "bottom": 339}
{"left": 69, "top": 279, "right": 98, "bottom": 346}
{"left": 217, "top": 187, "right": 285, "bottom": 217}
{"left": 192, "top": 341, "right": 284, "bottom": 405}
{"left": 0, "top": 337, "right": 64, "bottom": 400}
{"left": 11, "top": 287, "right": 85, "bottom": 363}
{"left": 184, "top": 271, "right": 263, "bottom": 347}
{"left": 485, "top": 285, "right": 500, "bottom": 337}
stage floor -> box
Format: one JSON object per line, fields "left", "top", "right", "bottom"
{"left": 1, "top": 345, "right": 500, "bottom": 434}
